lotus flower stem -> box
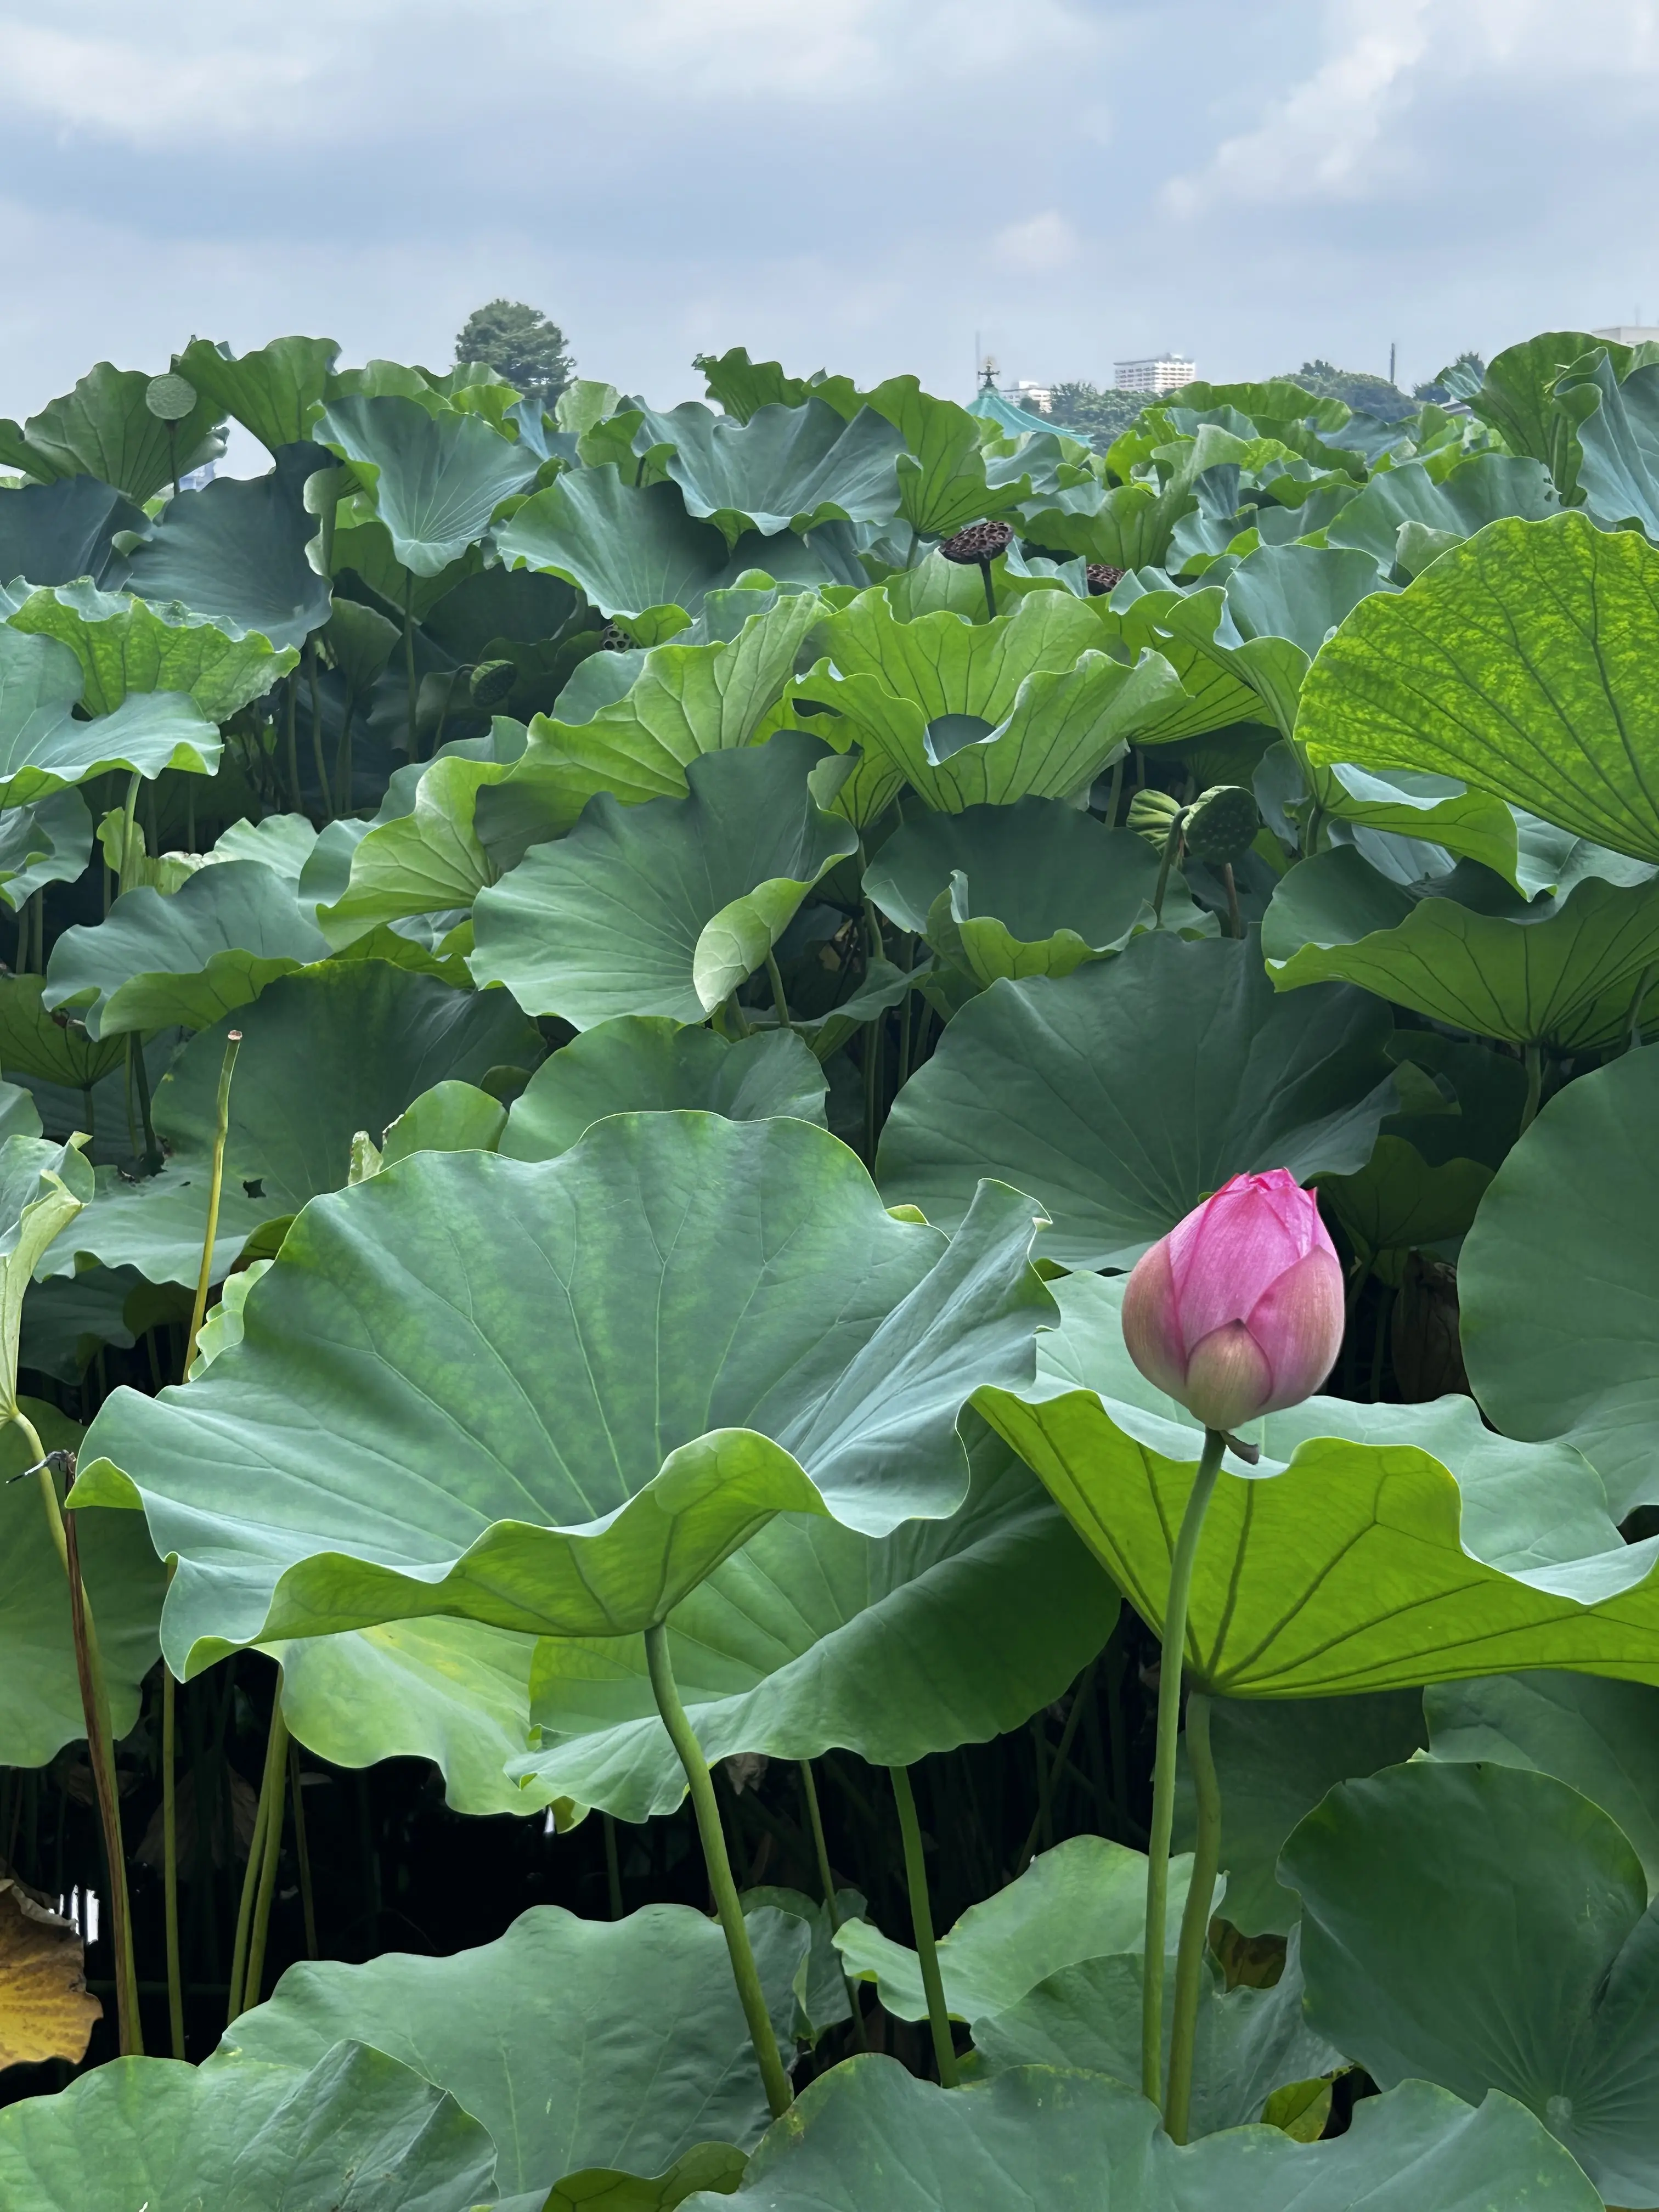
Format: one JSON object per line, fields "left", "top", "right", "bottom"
{"left": 305, "top": 640, "right": 332, "bottom": 826}
{"left": 184, "top": 1031, "right": 242, "bottom": 1373}
{"left": 130, "top": 1035, "right": 162, "bottom": 1177}
{"left": 20, "top": 1412, "right": 142, "bottom": 2053}
{"left": 242, "top": 1705, "right": 289, "bottom": 2012}
{"left": 1105, "top": 753, "right": 1125, "bottom": 828}
{"left": 645, "top": 1622, "right": 793, "bottom": 2118}
{"left": 284, "top": 670, "right": 303, "bottom": 815}
{"left": 798, "top": 1759, "right": 866, "bottom": 2052}
{"left": 163, "top": 1657, "right": 185, "bottom": 2056}
{"left": 889, "top": 1764, "right": 959, "bottom": 2088}
{"left": 765, "top": 950, "right": 794, "bottom": 1035}
{"left": 1151, "top": 809, "right": 1188, "bottom": 928}
{"left": 1221, "top": 862, "right": 1243, "bottom": 940}
{"left": 289, "top": 1737, "right": 319, "bottom": 1958}
{"left": 1164, "top": 1689, "right": 1222, "bottom": 2142}
{"left": 1142, "top": 1425, "right": 1224, "bottom": 2107}
{"left": 403, "top": 572, "right": 419, "bottom": 758}
{"left": 227, "top": 1692, "right": 288, "bottom": 2023}
{"left": 1018, "top": 1656, "right": 1098, "bottom": 1870}
{"left": 118, "top": 769, "right": 143, "bottom": 895}
{"left": 1521, "top": 1041, "right": 1544, "bottom": 1133}
{"left": 978, "top": 559, "right": 997, "bottom": 620}
{"left": 602, "top": 1813, "right": 624, "bottom": 1920}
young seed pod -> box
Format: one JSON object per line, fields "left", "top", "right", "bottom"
{"left": 1182, "top": 783, "right": 1262, "bottom": 867}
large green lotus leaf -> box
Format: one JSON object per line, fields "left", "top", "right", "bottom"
{"left": 496, "top": 467, "right": 855, "bottom": 635}
{"left": 173, "top": 336, "right": 341, "bottom": 456}
{"left": 975, "top": 1268, "right": 1659, "bottom": 1694}
{"left": 1173, "top": 1692, "right": 1427, "bottom": 1937}
{"left": 0, "top": 788, "right": 94, "bottom": 913}
{"left": 0, "top": 1396, "right": 164, "bottom": 1765}
{"left": 0, "top": 362, "right": 224, "bottom": 503}
{"left": 1261, "top": 843, "right": 1659, "bottom": 1048}
{"left": 971, "top": 1933, "right": 1339, "bottom": 2140}
{"left": 0, "top": 972, "right": 126, "bottom": 1089}
{"left": 680, "top": 2060, "right": 1600, "bottom": 2212}
{"left": 219, "top": 1903, "right": 808, "bottom": 2204}
{"left": 1325, "top": 453, "right": 1559, "bottom": 574}
{"left": 117, "top": 446, "right": 333, "bottom": 651}
{"left": 1425, "top": 1670, "right": 1659, "bottom": 1890}
{"left": 0, "top": 475, "right": 147, "bottom": 590}
{"left": 44, "top": 861, "right": 329, "bottom": 1037}
{"left": 1019, "top": 473, "right": 1196, "bottom": 572}
{"left": 835, "top": 1836, "right": 1200, "bottom": 2025}
{"left": 10, "top": 578, "right": 293, "bottom": 719}
{"left": 1132, "top": 543, "right": 1387, "bottom": 738}
{"left": 633, "top": 398, "right": 903, "bottom": 545}
{"left": 0, "top": 622, "right": 221, "bottom": 806}
{"left": 269, "top": 1617, "right": 560, "bottom": 1819}
{"left": 0, "top": 2039, "right": 496, "bottom": 2210}
{"left": 1461, "top": 1044, "right": 1659, "bottom": 1517}
{"left": 863, "top": 377, "right": 1029, "bottom": 539}
{"left": 1283, "top": 1760, "right": 1659, "bottom": 2204}
{"left": 1099, "top": 584, "right": 1265, "bottom": 746}
{"left": 512, "top": 1420, "right": 1115, "bottom": 1819}
{"left": 878, "top": 932, "right": 1395, "bottom": 1269}
{"left": 469, "top": 733, "right": 859, "bottom": 1026}
{"left": 1297, "top": 511, "right": 1659, "bottom": 863}
{"left": 74, "top": 1115, "right": 1051, "bottom": 1667}
{"left": 1316, "top": 1135, "right": 1493, "bottom": 1269}
{"left": 311, "top": 393, "right": 539, "bottom": 576}
{"left": 1463, "top": 330, "right": 1625, "bottom": 500}
{"left": 694, "top": 349, "right": 863, "bottom": 424}
{"left": 794, "top": 590, "right": 1182, "bottom": 811}
{"left": 329, "top": 513, "right": 480, "bottom": 619}
{"left": 151, "top": 961, "right": 540, "bottom": 1215}
{"left": 1557, "top": 347, "right": 1659, "bottom": 535}
{"left": 478, "top": 589, "right": 824, "bottom": 846}
{"left": 863, "top": 798, "right": 1177, "bottom": 985}
{"left": 1300, "top": 759, "right": 1525, "bottom": 885}
{"left": 316, "top": 754, "right": 514, "bottom": 947}
{"left": 39, "top": 1159, "right": 270, "bottom": 1288}
{"left": 501, "top": 1018, "right": 827, "bottom": 1162}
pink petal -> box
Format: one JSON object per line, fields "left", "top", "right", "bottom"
{"left": 1121, "top": 1238, "right": 1189, "bottom": 1400}
{"left": 1181, "top": 1322, "right": 1276, "bottom": 1432}
{"left": 1244, "top": 1245, "right": 1346, "bottom": 1410}
{"left": 1169, "top": 1180, "right": 1306, "bottom": 1348}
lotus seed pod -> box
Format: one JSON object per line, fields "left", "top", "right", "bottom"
{"left": 470, "top": 659, "right": 518, "bottom": 708}
{"left": 1183, "top": 784, "right": 1261, "bottom": 867}
{"left": 939, "top": 520, "right": 1014, "bottom": 566}
{"left": 1126, "top": 788, "right": 1183, "bottom": 847}
{"left": 1086, "top": 563, "right": 1125, "bottom": 597}
{"left": 145, "top": 373, "right": 198, "bottom": 422}
{"left": 599, "top": 621, "right": 634, "bottom": 651}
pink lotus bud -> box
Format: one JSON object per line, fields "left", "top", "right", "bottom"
{"left": 1121, "top": 1169, "right": 1344, "bottom": 1434}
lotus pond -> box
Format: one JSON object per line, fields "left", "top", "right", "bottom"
{"left": 0, "top": 330, "right": 1657, "bottom": 2207}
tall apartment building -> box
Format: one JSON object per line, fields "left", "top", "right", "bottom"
{"left": 1113, "top": 354, "right": 1197, "bottom": 394}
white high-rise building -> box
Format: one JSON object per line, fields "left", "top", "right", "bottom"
{"left": 1113, "top": 354, "right": 1197, "bottom": 394}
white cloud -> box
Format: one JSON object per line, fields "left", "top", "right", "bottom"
{"left": 990, "top": 211, "right": 1079, "bottom": 274}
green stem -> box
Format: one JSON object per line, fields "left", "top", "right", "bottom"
{"left": 130, "top": 1032, "right": 161, "bottom": 1176}
{"left": 242, "top": 1703, "right": 289, "bottom": 2013}
{"left": 163, "top": 1658, "right": 185, "bottom": 2056}
{"left": 334, "top": 698, "right": 356, "bottom": 817}
{"left": 889, "top": 1765, "right": 958, "bottom": 2087}
{"left": 799, "top": 1759, "right": 865, "bottom": 2051}
{"left": 284, "top": 672, "right": 302, "bottom": 814}
{"left": 603, "top": 1813, "right": 624, "bottom": 1920}
{"left": 1142, "top": 1426, "right": 1224, "bottom": 2106}
{"left": 403, "top": 572, "right": 419, "bottom": 758}
{"left": 305, "top": 640, "right": 332, "bottom": 825}
{"left": 764, "top": 950, "right": 794, "bottom": 1035}
{"left": 227, "top": 1696, "right": 287, "bottom": 2024}
{"left": 119, "top": 770, "right": 143, "bottom": 895}
{"left": 978, "top": 557, "right": 997, "bottom": 620}
{"left": 1164, "top": 1690, "right": 1222, "bottom": 2142}
{"left": 288, "top": 1737, "right": 318, "bottom": 1958}
{"left": 1017, "top": 1657, "right": 1097, "bottom": 1869}
{"left": 1628, "top": 961, "right": 1657, "bottom": 1051}
{"left": 1520, "top": 1040, "right": 1543, "bottom": 1133}
{"left": 184, "top": 1031, "right": 242, "bottom": 1372}
{"left": 1105, "top": 752, "right": 1125, "bottom": 827}
{"left": 895, "top": 935, "right": 915, "bottom": 1089}
{"left": 645, "top": 1623, "right": 791, "bottom": 2118}
{"left": 1221, "top": 862, "right": 1243, "bottom": 941}
{"left": 1151, "top": 810, "right": 1188, "bottom": 928}
{"left": 905, "top": 522, "right": 920, "bottom": 569}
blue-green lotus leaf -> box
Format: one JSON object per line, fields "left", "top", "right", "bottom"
{"left": 0, "top": 362, "right": 225, "bottom": 504}
{"left": 1325, "top": 452, "right": 1558, "bottom": 576}
{"left": 0, "top": 475, "right": 146, "bottom": 590}
{"left": 633, "top": 398, "right": 904, "bottom": 546}
{"left": 0, "top": 788, "right": 93, "bottom": 912}
{"left": 312, "top": 392, "right": 539, "bottom": 576}
{"left": 878, "top": 932, "right": 1394, "bottom": 1269}
{"left": 117, "top": 445, "right": 333, "bottom": 651}
{"left": 74, "top": 1113, "right": 1051, "bottom": 1669}
{"left": 173, "top": 336, "right": 341, "bottom": 456}
{"left": 470, "top": 732, "right": 859, "bottom": 1027}
{"left": 10, "top": 578, "right": 292, "bottom": 718}
{"left": 0, "top": 623, "right": 221, "bottom": 806}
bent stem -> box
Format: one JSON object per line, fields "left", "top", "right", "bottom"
{"left": 890, "top": 1765, "right": 958, "bottom": 2087}
{"left": 1164, "top": 1690, "right": 1222, "bottom": 2143}
{"left": 227, "top": 1693, "right": 289, "bottom": 2024}
{"left": 645, "top": 1622, "right": 792, "bottom": 2119}
{"left": 1142, "top": 1425, "right": 1224, "bottom": 2107}
{"left": 799, "top": 1759, "right": 866, "bottom": 2052}
{"left": 184, "top": 1030, "right": 242, "bottom": 1372}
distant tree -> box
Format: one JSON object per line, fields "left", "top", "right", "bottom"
{"left": 454, "top": 300, "right": 574, "bottom": 409}
{"left": 1048, "top": 380, "right": 1150, "bottom": 450}
{"left": 1414, "top": 351, "right": 1486, "bottom": 404}
{"left": 1287, "top": 359, "right": 1417, "bottom": 421}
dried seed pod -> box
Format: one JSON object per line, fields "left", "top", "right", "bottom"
{"left": 1183, "top": 783, "right": 1262, "bottom": 866}
{"left": 939, "top": 520, "right": 1014, "bottom": 566}
{"left": 1086, "top": 562, "right": 1125, "bottom": 596}
{"left": 599, "top": 621, "right": 633, "bottom": 651}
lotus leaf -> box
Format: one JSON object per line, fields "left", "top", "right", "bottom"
{"left": 862, "top": 378, "right": 1029, "bottom": 540}
{"left": 317, "top": 752, "right": 516, "bottom": 946}
{"left": 311, "top": 393, "right": 539, "bottom": 575}
{"left": 0, "top": 623, "right": 221, "bottom": 805}
{"left": 0, "top": 2038, "right": 496, "bottom": 2210}
{"left": 469, "top": 733, "right": 859, "bottom": 1026}
{"left": 74, "top": 1114, "right": 1051, "bottom": 1669}
{"left": 0, "top": 972, "right": 126, "bottom": 1090}
{"left": 1297, "top": 511, "right": 1659, "bottom": 863}
{"left": 513, "top": 1421, "right": 1114, "bottom": 1818}
{"left": 1283, "top": 1759, "right": 1659, "bottom": 2204}
{"left": 1325, "top": 453, "right": 1558, "bottom": 574}
{"left": 218, "top": 1903, "right": 808, "bottom": 2203}
{"left": 0, "top": 788, "right": 94, "bottom": 912}
{"left": 151, "top": 961, "right": 540, "bottom": 1215}
{"left": 1460, "top": 1043, "right": 1659, "bottom": 1515}
{"left": 1462, "top": 329, "right": 1623, "bottom": 498}
{"left": 0, "top": 475, "right": 146, "bottom": 590}
{"left": 9, "top": 578, "right": 292, "bottom": 719}
{"left": 793, "top": 589, "right": 1183, "bottom": 811}
{"left": 44, "top": 861, "right": 329, "bottom": 1037}
{"left": 501, "top": 1018, "right": 827, "bottom": 1162}
{"left": 678, "top": 2061, "right": 1600, "bottom": 2211}
{"left": 878, "top": 932, "right": 1394, "bottom": 1269}
{"left": 0, "top": 362, "right": 224, "bottom": 504}
{"left": 694, "top": 349, "right": 863, "bottom": 426}
{"left": 117, "top": 445, "right": 334, "bottom": 651}
{"left": 632, "top": 399, "right": 904, "bottom": 545}
{"left": 1262, "top": 844, "right": 1659, "bottom": 1048}
{"left": 173, "top": 335, "right": 341, "bottom": 456}
{"left": 39, "top": 1159, "right": 270, "bottom": 1289}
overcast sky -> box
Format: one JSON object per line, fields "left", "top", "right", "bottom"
{"left": 3, "top": 0, "right": 1658, "bottom": 431}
